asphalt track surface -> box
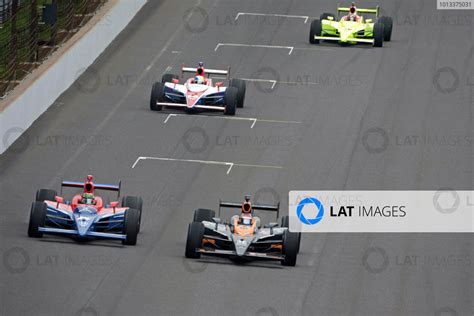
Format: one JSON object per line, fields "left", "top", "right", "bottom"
{"left": 0, "top": 0, "right": 473, "bottom": 315}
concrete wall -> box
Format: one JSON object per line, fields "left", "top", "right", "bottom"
{"left": 0, "top": 0, "right": 147, "bottom": 154}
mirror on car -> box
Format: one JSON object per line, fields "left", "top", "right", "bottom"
{"left": 212, "top": 217, "right": 221, "bottom": 223}
{"left": 328, "top": 16, "right": 334, "bottom": 20}
{"left": 110, "top": 201, "right": 119, "bottom": 208}
{"left": 55, "top": 196, "right": 64, "bottom": 204}
{"left": 172, "top": 79, "right": 179, "bottom": 84}
{"left": 366, "top": 19, "right": 372, "bottom": 23}
{"left": 215, "top": 82, "right": 223, "bottom": 87}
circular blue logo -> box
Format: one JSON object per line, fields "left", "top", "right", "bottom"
{"left": 296, "top": 197, "right": 324, "bottom": 225}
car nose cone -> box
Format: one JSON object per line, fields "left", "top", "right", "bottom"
{"left": 73, "top": 211, "right": 96, "bottom": 237}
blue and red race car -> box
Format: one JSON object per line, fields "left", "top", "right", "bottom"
{"left": 28, "top": 175, "right": 143, "bottom": 245}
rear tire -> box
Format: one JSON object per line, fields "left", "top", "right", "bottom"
{"left": 309, "top": 19, "right": 322, "bottom": 44}
{"left": 161, "top": 73, "right": 179, "bottom": 83}
{"left": 224, "top": 87, "right": 237, "bottom": 116}
{"left": 28, "top": 202, "right": 47, "bottom": 238}
{"left": 122, "top": 196, "right": 143, "bottom": 233}
{"left": 193, "top": 208, "right": 216, "bottom": 222}
{"left": 122, "top": 209, "right": 140, "bottom": 245}
{"left": 320, "top": 13, "right": 335, "bottom": 21}
{"left": 229, "top": 79, "right": 246, "bottom": 108}
{"left": 378, "top": 16, "right": 393, "bottom": 41}
{"left": 281, "top": 230, "right": 299, "bottom": 266}
{"left": 150, "top": 82, "right": 165, "bottom": 111}
{"left": 373, "top": 22, "right": 384, "bottom": 47}
{"left": 185, "top": 222, "right": 204, "bottom": 259}
{"left": 36, "top": 189, "right": 57, "bottom": 202}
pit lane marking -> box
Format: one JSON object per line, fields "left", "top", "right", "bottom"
{"left": 215, "top": 43, "right": 294, "bottom": 55}
{"left": 235, "top": 12, "right": 310, "bottom": 23}
{"left": 162, "top": 113, "right": 301, "bottom": 128}
{"left": 131, "top": 156, "right": 282, "bottom": 175}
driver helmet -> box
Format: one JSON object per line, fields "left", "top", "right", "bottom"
{"left": 81, "top": 193, "right": 95, "bottom": 205}
{"left": 239, "top": 213, "right": 253, "bottom": 226}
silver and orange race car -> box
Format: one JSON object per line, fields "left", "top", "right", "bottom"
{"left": 185, "top": 196, "right": 301, "bottom": 266}
{"left": 149, "top": 63, "right": 246, "bottom": 115}
{"left": 28, "top": 175, "right": 143, "bottom": 245}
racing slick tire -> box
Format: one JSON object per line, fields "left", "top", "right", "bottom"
{"left": 309, "top": 19, "right": 322, "bottom": 44}
{"left": 378, "top": 16, "right": 393, "bottom": 41}
{"left": 373, "top": 22, "right": 384, "bottom": 47}
{"left": 224, "top": 87, "right": 237, "bottom": 116}
{"left": 281, "top": 215, "right": 301, "bottom": 254}
{"left": 281, "top": 230, "right": 299, "bottom": 266}
{"left": 122, "top": 196, "right": 143, "bottom": 233}
{"left": 320, "top": 13, "right": 335, "bottom": 21}
{"left": 28, "top": 202, "right": 47, "bottom": 238}
{"left": 150, "top": 82, "right": 165, "bottom": 111}
{"left": 229, "top": 79, "right": 246, "bottom": 108}
{"left": 36, "top": 189, "right": 57, "bottom": 202}
{"left": 122, "top": 209, "right": 140, "bottom": 245}
{"left": 161, "top": 73, "right": 179, "bottom": 83}
{"left": 193, "top": 208, "right": 216, "bottom": 222}
{"left": 185, "top": 222, "right": 205, "bottom": 259}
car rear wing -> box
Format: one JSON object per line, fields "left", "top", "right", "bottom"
{"left": 60, "top": 180, "right": 121, "bottom": 198}
{"left": 219, "top": 200, "right": 280, "bottom": 218}
{"left": 337, "top": 5, "right": 379, "bottom": 18}
{"left": 181, "top": 64, "right": 230, "bottom": 79}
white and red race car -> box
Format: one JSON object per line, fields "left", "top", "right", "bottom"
{"left": 150, "top": 64, "right": 246, "bottom": 115}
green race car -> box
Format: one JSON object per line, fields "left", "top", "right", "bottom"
{"left": 309, "top": 5, "right": 393, "bottom": 47}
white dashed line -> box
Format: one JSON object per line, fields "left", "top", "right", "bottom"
{"left": 131, "top": 156, "right": 282, "bottom": 175}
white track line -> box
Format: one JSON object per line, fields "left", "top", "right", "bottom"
{"left": 131, "top": 156, "right": 282, "bottom": 174}
{"left": 235, "top": 12, "right": 310, "bottom": 23}
{"left": 215, "top": 43, "right": 294, "bottom": 55}
{"left": 161, "top": 113, "right": 301, "bottom": 128}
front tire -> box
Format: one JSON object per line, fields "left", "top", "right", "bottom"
{"left": 122, "top": 209, "right": 140, "bottom": 245}
{"left": 373, "top": 22, "right": 384, "bottom": 47}
{"left": 150, "top": 82, "right": 165, "bottom": 111}
{"left": 378, "top": 16, "right": 393, "bottom": 41}
{"left": 229, "top": 79, "right": 246, "bottom": 108}
{"left": 122, "top": 196, "right": 143, "bottom": 233}
{"left": 28, "top": 202, "right": 47, "bottom": 238}
{"left": 281, "top": 215, "right": 301, "bottom": 253}
{"left": 309, "top": 19, "right": 322, "bottom": 44}
{"left": 224, "top": 87, "right": 237, "bottom": 116}
{"left": 36, "top": 189, "right": 57, "bottom": 202}
{"left": 281, "top": 230, "right": 299, "bottom": 266}
{"left": 185, "top": 222, "right": 204, "bottom": 259}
